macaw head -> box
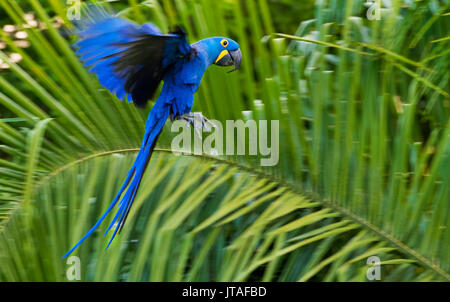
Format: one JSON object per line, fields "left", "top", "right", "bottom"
{"left": 194, "top": 37, "right": 242, "bottom": 72}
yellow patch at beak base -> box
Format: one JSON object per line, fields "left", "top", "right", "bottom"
{"left": 215, "top": 50, "right": 229, "bottom": 64}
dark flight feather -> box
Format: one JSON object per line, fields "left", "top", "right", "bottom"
{"left": 108, "top": 29, "right": 191, "bottom": 108}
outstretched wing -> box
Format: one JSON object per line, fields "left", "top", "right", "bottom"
{"left": 74, "top": 6, "right": 191, "bottom": 108}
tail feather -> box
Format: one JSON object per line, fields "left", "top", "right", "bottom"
{"left": 62, "top": 106, "right": 170, "bottom": 258}
{"left": 118, "top": 140, "right": 157, "bottom": 233}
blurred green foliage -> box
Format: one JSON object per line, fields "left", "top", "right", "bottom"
{"left": 0, "top": 0, "right": 448, "bottom": 281}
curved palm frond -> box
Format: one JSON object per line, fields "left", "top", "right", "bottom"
{"left": 0, "top": 0, "right": 448, "bottom": 281}
{"left": 0, "top": 151, "right": 439, "bottom": 281}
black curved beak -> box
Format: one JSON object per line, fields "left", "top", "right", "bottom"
{"left": 228, "top": 49, "right": 242, "bottom": 73}
{"left": 214, "top": 48, "right": 242, "bottom": 73}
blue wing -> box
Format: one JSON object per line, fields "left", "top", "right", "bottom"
{"left": 74, "top": 6, "right": 191, "bottom": 108}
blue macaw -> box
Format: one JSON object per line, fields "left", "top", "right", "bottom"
{"left": 62, "top": 7, "right": 241, "bottom": 258}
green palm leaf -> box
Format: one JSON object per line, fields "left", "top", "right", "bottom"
{"left": 0, "top": 0, "right": 448, "bottom": 281}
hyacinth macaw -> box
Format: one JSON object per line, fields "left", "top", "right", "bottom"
{"left": 62, "top": 7, "right": 241, "bottom": 258}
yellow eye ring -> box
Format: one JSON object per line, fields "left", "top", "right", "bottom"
{"left": 220, "top": 39, "right": 229, "bottom": 47}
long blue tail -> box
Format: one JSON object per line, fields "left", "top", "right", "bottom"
{"left": 62, "top": 104, "right": 170, "bottom": 258}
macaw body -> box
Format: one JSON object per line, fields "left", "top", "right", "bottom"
{"left": 63, "top": 7, "right": 241, "bottom": 258}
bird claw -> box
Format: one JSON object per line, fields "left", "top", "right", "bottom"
{"left": 197, "top": 113, "right": 218, "bottom": 131}
{"left": 201, "top": 116, "right": 218, "bottom": 131}
{"left": 176, "top": 115, "right": 200, "bottom": 138}
{"left": 177, "top": 113, "right": 217, "bottom": 135}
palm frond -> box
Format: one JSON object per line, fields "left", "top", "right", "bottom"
{"left": 0, "top": 0, "right": 448, "bottom": 281}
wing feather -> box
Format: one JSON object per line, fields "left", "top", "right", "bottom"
{"left": 74, "top": 6, "right": 191, "bottom": 108}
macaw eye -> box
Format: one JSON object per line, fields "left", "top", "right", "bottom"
{"left": 220, "top": 39, "right": 228, "bottom": 47}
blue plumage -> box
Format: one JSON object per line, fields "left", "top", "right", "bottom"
{"left": 62, "top": 7, "right": 241, "bottom": 258}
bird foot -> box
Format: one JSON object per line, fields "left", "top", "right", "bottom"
{"left": 176, "top": 112, "right": 217, "bottom": 136}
